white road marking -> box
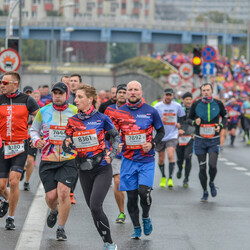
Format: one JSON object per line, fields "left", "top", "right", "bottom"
{"left": 218, "top": 158, "right": 228, "bottom": 161}
{"left": 224, "top": 162, "right": 237, "bottom": 166}
{"left": 15, "top": 182, "right": 48, "bottom": 250}
{"left": 244, "top": 172, "right": 250, "bottom": 176}
{"left": 233, "top": 167, "right": 248, "bottom": 171}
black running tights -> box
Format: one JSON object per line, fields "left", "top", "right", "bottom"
{"left": 79, "top": 165, "right": 112, "bottom": 243}
{"left": 197, "top": 152, "right": 218, "bottom": 191}
{"left": 127, "top": 185, "right": 152, "bottom": 227}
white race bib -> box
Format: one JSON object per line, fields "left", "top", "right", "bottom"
{"left": 163, "top": 113, "right": 176, "bottom": 125}
{"left": 246, "top": 109, "right": 250, "bottom": 115}
{"left": 229, "top": 111, "right": 238, "bottom": 117}
{"left": 4, "top": 141, "right": 25, "bottom": 159}
{"left": 178, "top": 135, "right": 192, "bottom": 146}
{"left": 125, "top": 130, "right": 146, "bottom": 149}
{"left": 200, "top": 124, "right": 215, "bottom": 138}
{"left": 73, "top": 129, "right": 99, "bottom": 152}
{"left": 49, "top": 125, "right": 66, "bottom": 145}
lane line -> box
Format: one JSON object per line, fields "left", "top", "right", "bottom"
{"left": 233, "top": 167, "right": 248, "bottom": 171}
{"left": 218, "top": 158, "right": 228, "bottom": 161}
{"left": 244, "top": 172, "right": 250, "bottom": 176}
{"left": 224, "top": 162, "right": 237, "bottom": 166}
{"left": 15, "top": 182, "right": 48, "bottom": 250}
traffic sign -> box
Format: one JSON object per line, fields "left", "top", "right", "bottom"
{"left": 178, "top": 63, "right": 193, "bottom": 79}
{"left": 203, "top": 62, "right": 215, "bottom": 75}
{"left": 201, "top": 46, "right": 216, "bottom": 62}
{"left": 167, "top": 73, "right": 181, "bottom": 87}
{"left": 0, "top": 48, "right": 21, "bottom": 73}
{"left": 178, "top": 79, "right": 194, "bottom": 94}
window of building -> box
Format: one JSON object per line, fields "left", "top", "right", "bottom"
{"left": 122, "top": 3, "right": 126, "bottom": 9}
{"left": 32, "top": 11, "right": 37, "bottom": 17}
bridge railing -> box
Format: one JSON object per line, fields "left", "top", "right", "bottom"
{"left": 0, "top": 17, "right": 247, "bottom": 34}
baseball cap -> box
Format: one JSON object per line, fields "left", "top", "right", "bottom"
{"left": 23, "top": 86, "right": 34, "bottom": 93}
{"left": 164, "top": 88, "right": 174, "bottom": 94}
{"left": 52, "top": 82, "right": 68, "bottom": 94}
{"left": 182, "top": 92, "right": 193, "bottom": 99}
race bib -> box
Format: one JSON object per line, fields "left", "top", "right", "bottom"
{"left": 229, "top": 111, "right": 238, "bottom": 117}
{"left": 163, "top": 113, "right": 176, "bottom": 125}
{"left": 200, "top": 124, "right": 215, "bottom": 138}
{"left": 49, "top": 125, "right": 66, "bottom": 145}
{"left": 246, "top": 109, "right": 250, "bottom": 115}
{"left": 178, "top": 135, "right": 192, "bottom": 146}
{"left": 125, "top": 130, "right": 146, "bottom": 149}
{"left": 73, "top": 129, "right": 99, "bottom": 152}
{"left": 4, "top": 141, "right": 25, "bottom": 159}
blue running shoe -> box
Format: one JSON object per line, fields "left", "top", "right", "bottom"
{"left": 131, "top": 226, "right": 141, "bottom": 239}
{"left": 200, "top": 191, "right": 209, "bottom": 202}
{"left": 209, "top": 182, "right": 217, "bottom": 197}
{"left": 142, "top": 217, "right": 153, "bottom": 236}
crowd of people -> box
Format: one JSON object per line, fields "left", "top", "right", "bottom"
{"left": 0, "top": 68, "right": 249, "bottom": 249}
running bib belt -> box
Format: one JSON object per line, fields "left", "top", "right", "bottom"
{"left": 49, "top": 125, "right": 66, "bottom": 145}
{"left": 178, "top": 135, "right": 192, "bottom": 146}
{"left": 125, "top": 130, "right": 146, "bottom": 149}
{"left": 4, "top": 140, "right": 25, "bottom": 159}
{"left": 73, "top": 129, "right": 99, "bottom": 152}
{"left": 200, "top": 124, "right": 215, "bottom": 138}
{"left": 163, "top": 113, "right": 176, "bottom": 125}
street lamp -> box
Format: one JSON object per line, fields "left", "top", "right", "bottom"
{"left": 51, "top": 2, "right": 75, "bottom": 83}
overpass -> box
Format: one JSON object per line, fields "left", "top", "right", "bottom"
{"left": 0, "top": 17, "right": 247, "bottom": 45}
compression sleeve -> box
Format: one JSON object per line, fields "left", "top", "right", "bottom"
{"left": 106, "top": 127, "right": 120, "bottom": 160}
{"left": 152, "top": 126, "right": 165, "bottom": 146}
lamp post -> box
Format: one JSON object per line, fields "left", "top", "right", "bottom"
{"left": 50, "top": 2, "right": 75, "bottom": 83}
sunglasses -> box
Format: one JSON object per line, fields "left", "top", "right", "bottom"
{"left": 0, "top": 80, "right": 18, "bottom": 86}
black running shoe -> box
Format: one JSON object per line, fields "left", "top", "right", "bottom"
{"left": 176, "top": 171, "right": 182, "bottom": 179}
{"left": 47, "top": 210, "right": 58, "bottom": 228}
{"left": 5, "top": 217, "right": 15, "bottom": 230}
{"left": 0, "top": 201, "right": 9, "bottom": 218}
{"left": 56, "top": 228, "right": 67, "bottom": 241}
{"left": 24, "top": 182, "right": 30, "bottom": 191}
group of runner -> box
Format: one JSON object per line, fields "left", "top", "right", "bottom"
{"left": 0, "top": 70, "right": 249, "bottom": 249}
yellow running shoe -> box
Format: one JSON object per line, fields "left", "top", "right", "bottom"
{"left": 167, "top": 178, "right": 174, "bottom": 188}
{"left": 159, "top": 177, "right": 167, "bottom": 187}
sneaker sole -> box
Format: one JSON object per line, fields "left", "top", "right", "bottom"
{"left": 5, "top": 227, "right": 16, "bottom": 230}
{"left": 56, "top": 237, "right": 67, "bottom": 241}
{"left": 116, "top": 220, "right": 125, "bottom": 224}
{"left": 131, "top": 236, "right": 141, "bottom": 240}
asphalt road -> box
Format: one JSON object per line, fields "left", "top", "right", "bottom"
{"left": 0, "top": 135, "right": 250, "bottom": 250}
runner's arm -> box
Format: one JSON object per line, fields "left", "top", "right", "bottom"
{"left": 30, "top": 110, "right": 43, "bottom": 145}
{"left": 106, "top": 127, "right": 120, "bottom": 160}
{"left": 151, "top": 126, "right": 165, "bottom": 148}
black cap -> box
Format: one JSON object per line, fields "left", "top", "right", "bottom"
{"left": 23, "top": 86, "right": 34, "bottom": 93}
{"left": 52, "top": 82, "right": 68, "bottom": 94}
{"left": 116, "top": 84, "right": 127, "bottom": 94}
{"left": 182, "top": 92, "right": 193, "bottom": 99}
{"left": 164, "top": 88, "right": 174, "bottom": 94}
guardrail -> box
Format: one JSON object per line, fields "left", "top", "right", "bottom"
{"left": 0, "top": 17, "right": 247, "bottom": 34}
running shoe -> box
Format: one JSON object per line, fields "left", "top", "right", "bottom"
{"left": 56, "top": 228, "right": 67, "bottom": 241}
{"left": 24, "top": 182, "right": 30, "bottom": 191}
{"left": 142, "top": 217, "right": 153, "bottom": 236}
{"left": 115, "top": 212, "right": 126, "bottom": 223}
{"left": 131, "top": 226, "right": 142, "bottom": 239}
{"left": 5, "top": 217, "right": 15, "bottom": 230}
{"left": 70, "top": 193, "right": 76, "bottom": 204}
{"left": 200, "top": 191, "right": 209, "bottom": 202}
{"left": 159, "top": 177, "right": 167, "bottom": 187}
{"left": 209, "top": 182, "right": 217, "bottom": 197}
{"left": 0, "top": 201, "right": 9, "bottom": 218}
{"left": 183, "top": 178, "right": 189, "bottom": 188}
{"left": 176, "top": 170, "right": 182, "bottom": 179}
{"left": 167, "top": 178, "right": 174, "bottom": 188}
{"left": 47, "top": 210, "right": 58, "bottom": 228}
{"left": 103, "top": 242, "right": 117, "bottom": 250}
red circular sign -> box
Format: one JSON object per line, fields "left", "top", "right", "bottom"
{"left": 0, "top": 48, "right": 21, "bottom": 73}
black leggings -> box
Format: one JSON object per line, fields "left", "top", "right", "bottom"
{"left": 79, "top": 165, "right": 113, "bottom": 243}
{"left": 197, "top": 152, "right": 218, "bottom": 191}
{"left": 176, "top": 140, "right": 193, "bottom": 180}
{"left": 127, "top": 185, "right": 152, "bottom": 227}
